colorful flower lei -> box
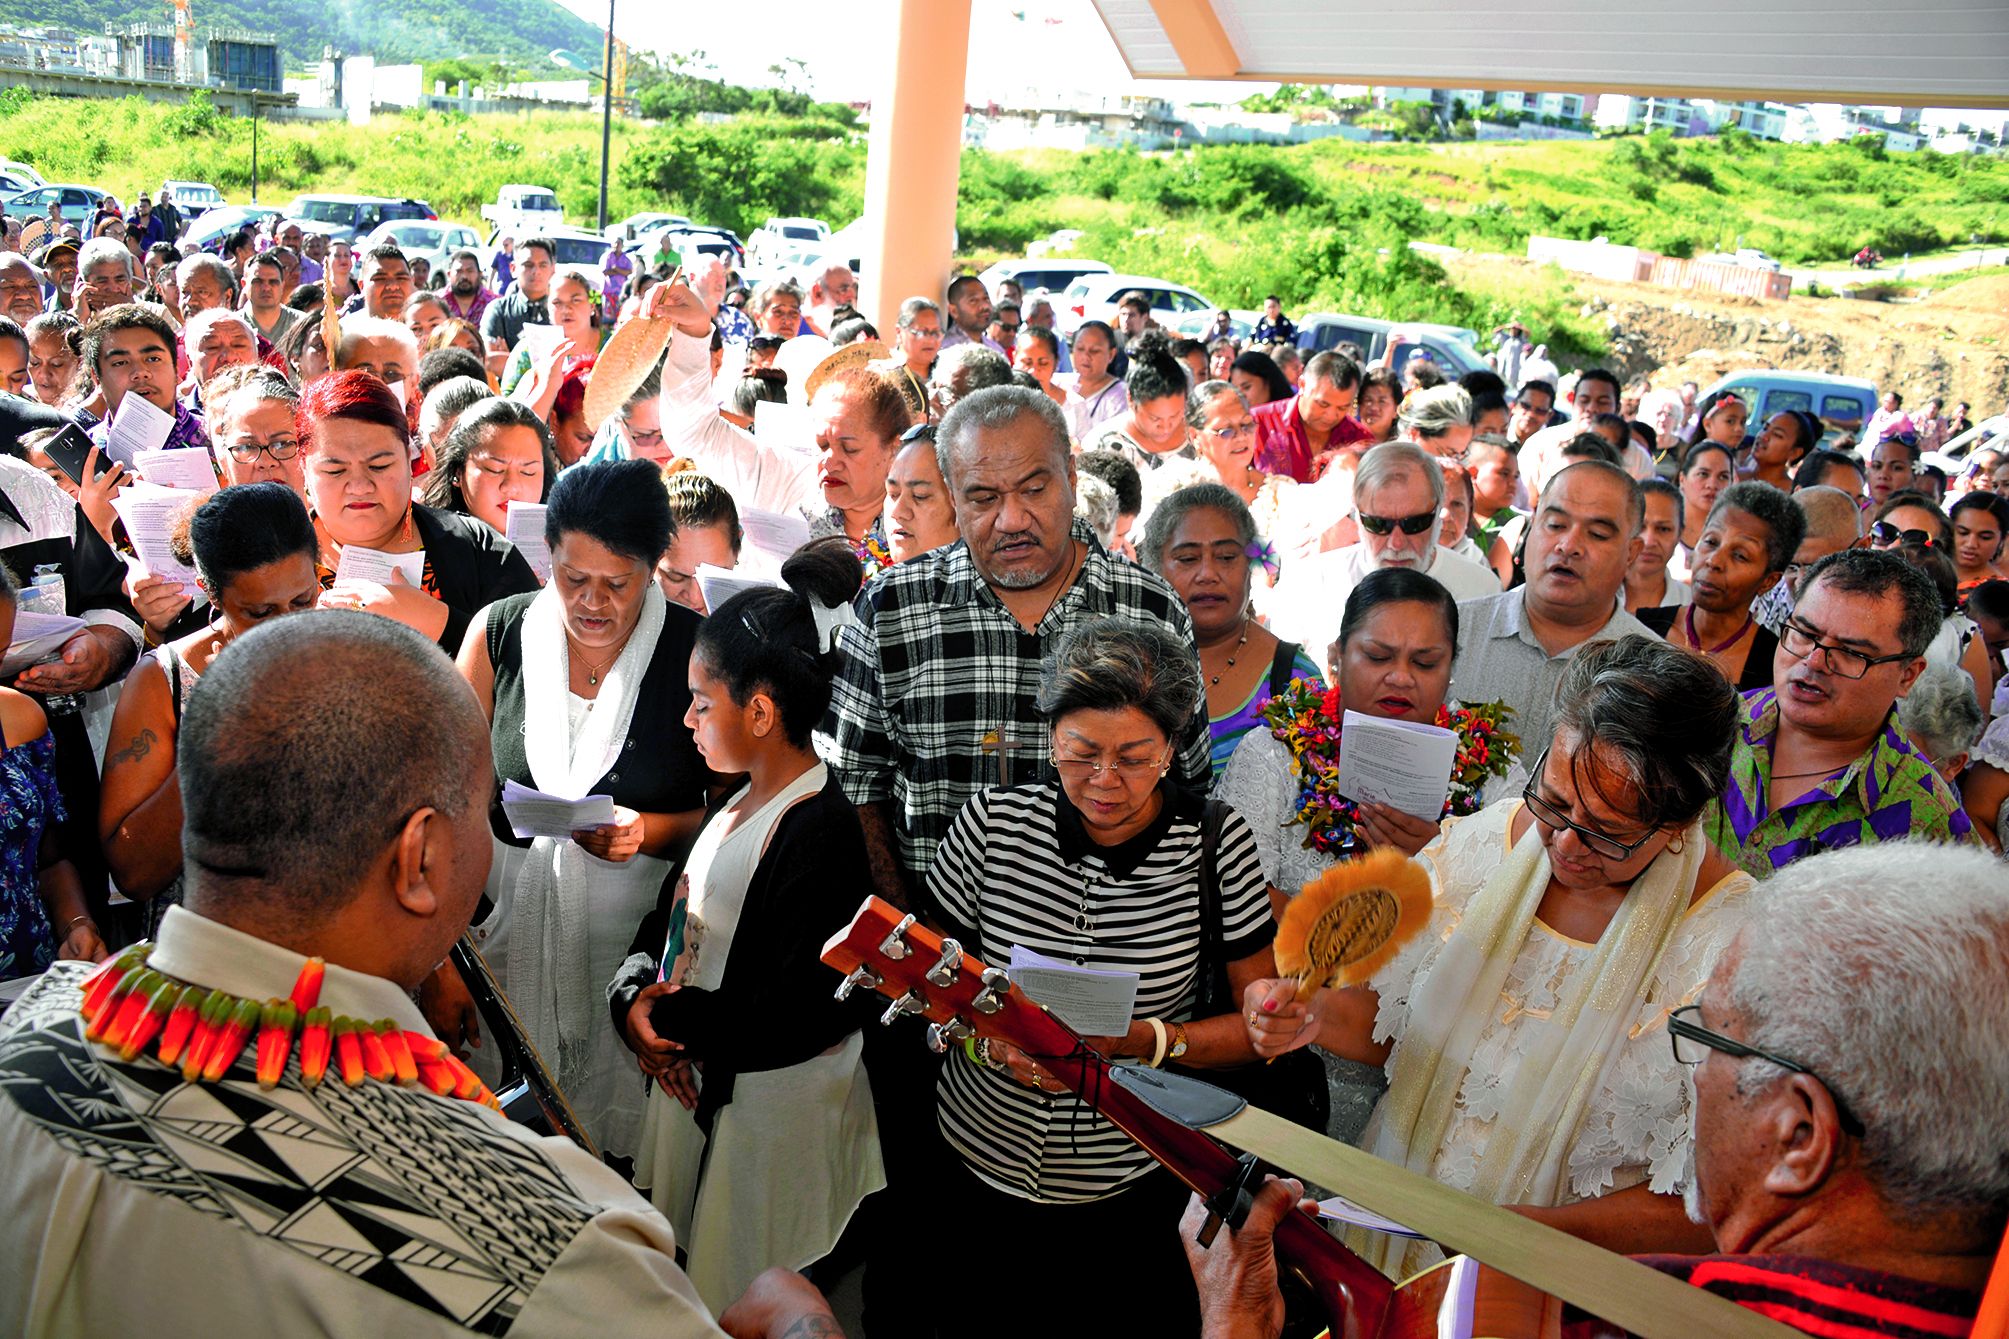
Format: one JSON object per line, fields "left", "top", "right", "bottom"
{"left": 1259, "top": 678, "right": 1520, "bottom": 856}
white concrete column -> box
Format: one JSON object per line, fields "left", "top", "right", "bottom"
{"left": 858, "top": 0, "right": 971, "bottom": 332}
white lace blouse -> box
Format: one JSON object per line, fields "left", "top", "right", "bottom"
{"left": 1217, "top": 727, "right": 1525, "bottom": 899}
{"left": 1368, "top": 799, "right": 1753, "bottom": 1204}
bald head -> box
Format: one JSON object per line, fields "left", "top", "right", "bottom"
{"left": 1785, "top": 485, "right": 1866, "bottom": 596}
{"left": 179, "top": 611, "right": 488, "bottom": 928}
{"left": 1794, "top": 485, "right": 1864, "bottom": 545}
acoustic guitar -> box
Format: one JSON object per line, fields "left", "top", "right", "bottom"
{"left": 821, "top": 896, "right": 1802, "bottom": 1339}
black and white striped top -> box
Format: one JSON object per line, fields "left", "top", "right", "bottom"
{"left": 927, "top": 783, "right": 1274, "bottom": 1203}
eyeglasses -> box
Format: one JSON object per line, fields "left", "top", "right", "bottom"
{"left": 1052, "top": 749, "right": 1168, "bottom": 783}
{"left": 1520, "top": 746, "right": 1661, "bottom": 862}
{"left": 1778, "top": 620, "right": 1913, "bottom": 680}
{"left": 1356, "top": 509, "right": 1437, "bottom": 537}
{"left": 899, "top": 423, "right": 936, "bottom": 445}
{"left": 225, "top": 436, "right": 301, "bottom": 463}
{"left": 1668, "top": 1005, "right": 1864, "bottom": 1136}
{"left": 1205, "top": 422, "right": 1258, "bottom": 441}
{"left": 1868, "top": 521, "right": 1935, "bottom": 549}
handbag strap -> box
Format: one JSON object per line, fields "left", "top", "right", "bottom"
{"left": 1266, "top": 640, "right": 1302, "bottom": 699}
{"left": 1194, "top": 798, "right": 1230, "bottom": 1015}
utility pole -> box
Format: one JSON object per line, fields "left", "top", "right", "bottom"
{"left": 597, "top": 0, "right": 614, "bottom": 231}
{"left": 251, "top": 95, "right": 259, "bottom": 202}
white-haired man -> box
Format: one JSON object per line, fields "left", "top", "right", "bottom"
{"left": 1187, "top": 840, "right": 2004, "bottom": 1338}
{"left": 337, "top": 315, "right": 420, "bottom": 403}
{"left": 1264, "top": 440, "right": 1500, "bottom": 654}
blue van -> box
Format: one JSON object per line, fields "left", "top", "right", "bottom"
{"left": 1700, "top": 371, "right": 1878, "bottom": 446}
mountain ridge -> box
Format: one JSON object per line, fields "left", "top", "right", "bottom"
{"left": 0, "top": 0, "right": 603, "bottom": 69}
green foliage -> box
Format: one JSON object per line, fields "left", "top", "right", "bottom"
{"left": 617, "top": 115, "right": 864, "bottom": 237}
{"left": 0, "top": 0, "right": 603, "bottom": 67}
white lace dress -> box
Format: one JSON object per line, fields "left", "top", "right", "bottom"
{"left": 1216, "top": 728, "right": 1525, "bottom": 1142}
{"left": 1364, "top": 798, "right": 1752, "bottom": 1272}
{"left": 1973, "top": 716, "right": 2009, "bottom": 851}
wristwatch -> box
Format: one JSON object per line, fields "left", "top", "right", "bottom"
{"left": 1168, "top": 1022, "right": 1189, "bottom": 1061}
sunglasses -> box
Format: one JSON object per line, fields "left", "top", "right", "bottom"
{"left": 1356, "top": 509, "right": 1437, "bottom": 537}
{"left": 1868, "top": 521, "right": 1936, "bottom": 548}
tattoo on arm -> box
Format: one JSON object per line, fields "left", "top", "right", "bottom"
{"left": 108, "top": 727, "right": 157, "bottom": 769}
{"left": 777, "top": 1317, "right": 844, "bottom": 1339}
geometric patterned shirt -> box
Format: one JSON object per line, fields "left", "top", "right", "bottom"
{"left": 1702, "top": 687, "right": 1975, "bottom": 879}
{"left": 822, "top": 520, "right": 1211, "bottom": 884}
{"left": 0, "top": 907, "right": 723, "bottom": 1338}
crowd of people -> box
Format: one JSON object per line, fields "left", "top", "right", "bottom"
{"left": 0, "top": 198, "right": 2003, "bottom": 1339}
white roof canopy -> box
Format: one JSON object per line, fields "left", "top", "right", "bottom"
{"left": 1091, "top": 0, "right": 2009, "bottom": 108}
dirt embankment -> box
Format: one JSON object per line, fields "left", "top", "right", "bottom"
{"left": 1454, "top": 258, "right": 2009, "bottom": 412}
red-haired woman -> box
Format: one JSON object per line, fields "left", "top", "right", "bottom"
{"left": 301, "top": 371, "right": 539, "bottom": 650}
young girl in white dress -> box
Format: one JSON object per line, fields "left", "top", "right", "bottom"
{"left": 610, "top": 536, "right": 884, "bottom": 1313}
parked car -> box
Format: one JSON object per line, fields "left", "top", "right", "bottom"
{"left": 0, "top": 161, "right": 47, "bottom": 189}
{"left": 1699, "top": 371, "right": 1877, "bottom": 446}
{"left": 182, "top": 205, "right": 285, "bottom": 254}
{"left": 484, "top": 225, "right": 612, "bottom": 287}
{"left": 1292, "top": 314, "right": 1488, "bottom": 378}
{"left": 480, "top": 184, "right": 564, "bottom": 238}
{"left": 646, "top": 227, "right": 747, "bottom": 273}
{"left": 160, "top": 180, "right": 225, "bottom": 218}
{"left": 0, "top": 171, "right": 39, "bottom": 200}
{"left": 1056, "top": 273, "right": 1216, "bottom": 337}
{"left": 360, "top": 219, "right": 486, "bottom": 275}
{"left": 284, "top": 194, "right": 436, "bottom": 243}
{"left": 606, "top": 212, "right": 691, "bottom": 243}
{"left": 1942, "top": 414, "right": 2008, "bottom": 462}
{"left": 748, "top": 215, "right": 829, "bottom": 268}
{"left": 1733, "top": 248, "right": 1783, "bottom": 273}
{"left": 976, "top": 257, "right": 1114, "bottom": 301}
{"left": 2, "top": 183, "right": 108, "bottom": 226}
{"left": 1173, "top": 309, "right": 1262, "bottom": 342}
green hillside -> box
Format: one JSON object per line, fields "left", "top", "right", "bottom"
{"left": 5, "top": 89, "right": 2003, "bottom": 367}
{"left": 0, "top": 0, "right": 602, "bottom": 68}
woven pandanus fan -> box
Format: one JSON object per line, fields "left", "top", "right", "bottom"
{"left": 1276, "top": 849, "right": 1433, "bottom": 989}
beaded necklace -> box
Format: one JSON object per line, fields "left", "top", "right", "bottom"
{"left": 75, "top": 943, "right": 500, "bottom": 1107}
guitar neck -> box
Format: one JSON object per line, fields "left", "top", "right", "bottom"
{"left": 923, "top": 939, "right": 1395, "bottom": 1337}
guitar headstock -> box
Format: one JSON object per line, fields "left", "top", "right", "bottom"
{"left": 820, "top": 895, "right": 1075, "bottom": 1057}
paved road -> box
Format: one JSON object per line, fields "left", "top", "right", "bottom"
{"left": 1787, "top": 247, "right": 2009, "bottom": 289}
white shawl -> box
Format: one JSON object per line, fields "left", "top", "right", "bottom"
{"left": 505, "top": 583, "right": 668, "bottom": 1099}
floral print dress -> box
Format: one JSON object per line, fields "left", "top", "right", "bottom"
{"left": 0, "top": 731, "right": 66, "bottom": 981}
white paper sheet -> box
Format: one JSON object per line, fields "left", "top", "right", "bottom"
{"left": 334, "top": 544, "right": 425, "bottom": 587}
{"left": 102, "top": 394, "right": 175, "bottom": 469}
{"left": 515, "top": 322, "right": 565, "bottom": 360}
{"left": 505, "top": 501, "right": 551, "bottom": 582}
{"left": 739, "top": 506, "right": 812, "bottom": 565}
{"left": 1008, "top": 945, "right": 1139, "bottom": 1037}
{"left": 1334, "top": 708, "right": 1460, "bottom": 821}
{"left": 1316, "top": 1196, "right": 1425, "bottom": 1238}
{"left": 695, "top": 562, "right": 779, "bottom": 616}
{"left": 110, "top": 484, "right": 206, "bottom": 596}
{"left": 133, "top": 447, "right": 218, "bottom": 495}
{"left": 752, "top": 400, "right": 816, "bottom": 456}
{"left": 2, "top": 611, "right": 89, "bottom": 675}
{"left": 499, "top": 778, "right": 616, "bottom": 840}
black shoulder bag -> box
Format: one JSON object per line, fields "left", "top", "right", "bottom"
{"left": 1172, "top": 799, "right": 1329, "bottom": 1133}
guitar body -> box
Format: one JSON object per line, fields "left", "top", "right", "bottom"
{"left": 1381, "top": 1256, "right": 1564, "bottom": 1339}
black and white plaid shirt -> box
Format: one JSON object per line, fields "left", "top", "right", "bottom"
{"left": 823, "top": 523, "right": 1211, "bottom": 882}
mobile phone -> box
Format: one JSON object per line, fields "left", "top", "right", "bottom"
{"left": 39, "top": 422, "right": 99, "bottom": 488}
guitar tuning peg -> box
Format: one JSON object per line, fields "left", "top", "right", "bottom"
{"left": 879, "top": 989, "right": 927, "bottom": 1027}
{"left": 925, "top": 938, "right": 963, "bottom": 988}
{"left": 878, "top": 913, "right": 918, "bottom": 961}
{"left": 971, "top": 965, "right": 1011, "bottom": 1015}
{"left": 834, "top": 964, "right": 882, "bottom": 1002}
{"left": 924, "top": 1017, "right": 974, "bottom": 1054}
